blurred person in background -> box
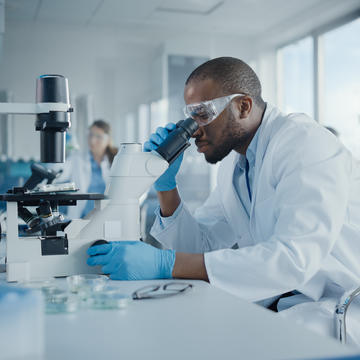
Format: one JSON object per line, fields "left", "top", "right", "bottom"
{"left": 56, "top": 119, "right": 117, "bottom": 218}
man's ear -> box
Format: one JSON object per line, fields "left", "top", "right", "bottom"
{"left": 240, "top": 96, "right": 252, "bottom": 118}
{"left": 231, "top": 96, "right": 252, "bottom": 119}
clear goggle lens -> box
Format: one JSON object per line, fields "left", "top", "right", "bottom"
{"left": 183, "top": 93, "right": 246, "bottom": 127}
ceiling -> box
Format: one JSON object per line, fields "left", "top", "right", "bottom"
{"left": 5, "top": 0, "right": 360, "bottom": 37}
{"left": 5, "top": 0, "right": 360, "bottom": 47}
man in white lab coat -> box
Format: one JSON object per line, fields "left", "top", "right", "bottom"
{"left": 88, "top": 57, "right": 360, "bottom": 343}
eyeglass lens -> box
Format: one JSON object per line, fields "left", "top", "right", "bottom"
{"left": 88, "top": 132, "right": 108, "bottom": 141}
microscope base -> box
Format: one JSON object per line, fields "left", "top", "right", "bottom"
{"left": 6, "top": 235, "right": 101, "bottom": 282}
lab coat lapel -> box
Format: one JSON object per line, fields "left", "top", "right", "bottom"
{"left": 249, "top": 104, "right": 280, "bottom": 217}
{"left": 219, "top": 153, "right": 253, "bottom": 246}
{"left": 249, "top": 104, "right": 282, "bottom": 238}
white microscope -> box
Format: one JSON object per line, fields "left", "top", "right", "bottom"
{"left": 0, "top": 76, "right": 198, "bottom": 281}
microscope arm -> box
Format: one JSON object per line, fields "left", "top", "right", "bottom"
{"left": 103, "top": 145, "right": 170, "bottom": 203}
{"left": 76, "top": 145, "right": 168, "bottom": 241}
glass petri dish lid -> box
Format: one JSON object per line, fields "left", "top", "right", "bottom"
{"left": 88, "top": 287, "right": 132, "bottom": 310}
{"left": 66, "top": 274, "right": 108, "bottom": 294}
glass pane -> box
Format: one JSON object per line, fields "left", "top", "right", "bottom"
{"left": 320, "top": 18, "right": 360, "bottom": 158}
{"left": 138, "top": 104, "right": 150, "bottom": 145}
{"left": 278, "top": 37, "right": 314, "bottom": 118}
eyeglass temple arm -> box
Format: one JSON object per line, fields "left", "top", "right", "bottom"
{"left": 335, "top": 286, "right": 360, "bottom": 344}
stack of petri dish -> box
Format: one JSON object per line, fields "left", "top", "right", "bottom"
{"left": 67, "top": 274, "right": 132, "bottom": 310}
{"left": 43, "top": 288, "right": 78, "bottom": 314}
{"left": 87, "top": 286, "right": 132, "bottom": 310}
{"left": 67, "top": 274, "right": 108, "bottom": 297}
{"left": 17, "top": 274, "right": 133, "bottom": 313}
{"left": 17, "top": 278, "right": 78, "bottom": 314}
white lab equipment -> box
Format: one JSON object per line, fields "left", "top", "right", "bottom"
{"left": 1, "top": 114, "right": 198, "bottom": 282}
{"left": 150, "top": 103, "right": 360, "bottom": 344}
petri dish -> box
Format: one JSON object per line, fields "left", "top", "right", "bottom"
{"left": 88, "top": 287, "right": 132, "bottom": 310}
{"left": 66, "top": 274, "right": 108, "bottom": 295}
{"left": 17, "top": 279, "right": 79, "bottom": 314}
{"left": 17, "top": 278, "right": 55, "bottom": 289}
{"left": 44, "top": 288, "right": 78, "bottom": 314}
{"left": 17, "top": 278, "right": 57, "bottom": 295}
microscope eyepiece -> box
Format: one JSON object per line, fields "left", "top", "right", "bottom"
{"left": 35, "top": 75, "right": 71, "bottom": 163}
{"left": 176, "top": 117, "right": 199, "bottom": 137}
{"left": 155, "top": 117, "right": 199, "bottom": 164}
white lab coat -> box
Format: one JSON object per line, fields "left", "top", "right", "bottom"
{"left": 55, "top": 151, "right": 111, "bottom": 218}
{"left": 151, "top": 104, "right": 360, "bottom": 344}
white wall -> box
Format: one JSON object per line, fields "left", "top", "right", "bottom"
{"left": 1, "top": 1, "right": 359, "bottom": 161}
{"left": 256, "top": 51, "right": 278, "bottom": 105}
{"left": 0, "top": 22, "right": 157, "bottom": 159}
{"left": 0, "top": 21, "right": 260, "bottom": 160}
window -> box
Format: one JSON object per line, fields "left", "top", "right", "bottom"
{"left": 277, "top": 36, "right": 314, "bottom": 118}
{"left": 320, "top": 18, "right": 360, "bottom": 158}
{"left": 137, "top": 104, "right": 150, "bottom": 145}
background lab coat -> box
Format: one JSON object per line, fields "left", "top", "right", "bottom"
{"left": 55, "top": 151, "right": 111, "bottom": 218}
{"left": 151, "top": 104, "right": 360, "bottom": 343}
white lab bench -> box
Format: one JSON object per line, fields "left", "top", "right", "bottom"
{"left": 1, "top": 273, "right": 358, "bottom": 360}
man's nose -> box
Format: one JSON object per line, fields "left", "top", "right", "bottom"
{"left": 191, "top": 126, "right": 204, "bottom": 138}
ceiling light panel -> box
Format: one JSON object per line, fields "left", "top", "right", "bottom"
{"left": 36, "top": 0, "right": 103, "bottom": 24}
{"left": 156, "top": 0, "right": 223, "bottom": 15}
{"left": 90, "top": 0, "right": 163, "bottom": 26}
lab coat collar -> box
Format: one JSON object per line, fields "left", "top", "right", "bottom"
{"left": 249, "top": 103, "right": 282, "bottom": 218}
{"left": 231, "top": 102, "right": 277, "bottom": 170}
{"left": 237, "top": 129, "right": 259, "bottom": 171}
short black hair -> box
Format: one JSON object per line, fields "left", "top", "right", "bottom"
{"left": 185, "top": 57, "right": 265, "bottom": 108}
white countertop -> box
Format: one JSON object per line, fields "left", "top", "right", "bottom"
{"left": 1, "top": 274, "right": 359, "bottom": 360}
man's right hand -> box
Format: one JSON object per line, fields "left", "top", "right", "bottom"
{"left": 144, "top": 123, "right": 184, "bottom": 192}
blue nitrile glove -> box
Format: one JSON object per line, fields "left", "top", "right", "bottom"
{"left": 143, "top": 123, "right": 183, "bottom": 191}
{"left": 87, "top": 241, "right": 176, "bottom": 280}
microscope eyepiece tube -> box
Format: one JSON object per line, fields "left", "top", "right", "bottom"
{"left": 155, "top": 117, "right": 199, "bottom": 164}
{"left": 35, "top": 75, "right": 71, "bottom": 163}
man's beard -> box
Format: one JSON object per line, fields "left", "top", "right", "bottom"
{"left": 204, "top": 137, "right": 234, "bottom": 164}
{"left": 204, "top": 112, "right": 248, "bottom": 164}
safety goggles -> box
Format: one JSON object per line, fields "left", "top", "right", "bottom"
{"left": 183, "top": 93, "right": 247, "bottom": 126}
{"left": 88, "top": 131, "right": 109, "bottom": 142}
